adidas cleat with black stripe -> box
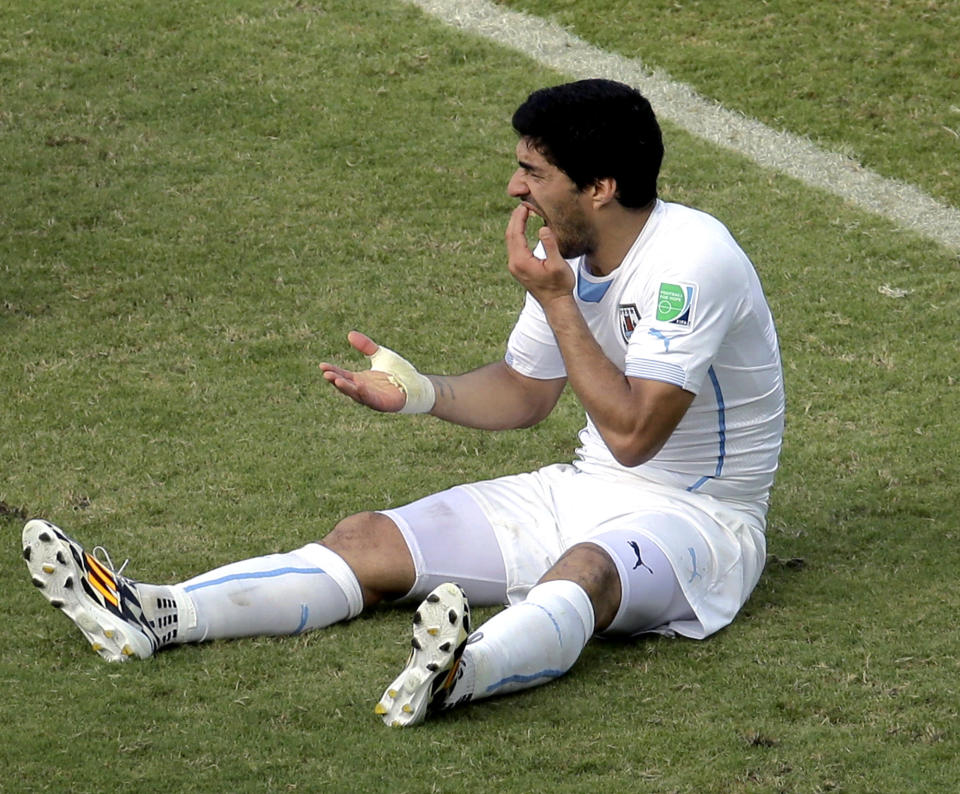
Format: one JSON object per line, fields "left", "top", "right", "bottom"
{"left": 22, "top": 519, "right": 160, "bottom": 662}
{"left": 376, "top": 582, "right": 471, "bottom": 728}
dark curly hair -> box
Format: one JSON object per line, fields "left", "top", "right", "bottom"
{"left": 512, "top": 79, "right": 663, "bottom": 209}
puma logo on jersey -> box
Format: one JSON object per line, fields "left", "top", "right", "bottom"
{"left": 648, "top": 328, "right": 681, "bottom": 352}
{"left": 627, "top": 540, "right": 654, "bottom": 574}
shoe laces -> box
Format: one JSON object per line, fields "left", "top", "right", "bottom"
{"left": 92, "top": 545, "right": 130, "bottom": 579}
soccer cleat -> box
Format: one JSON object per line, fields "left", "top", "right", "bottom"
{"left": 22, "top": 519, "right": 161, "bottom": 662}
{"left": 376, "top": 582, "right": 471, "bottom": 727}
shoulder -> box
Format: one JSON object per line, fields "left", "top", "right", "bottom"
{"left": 656, "top": 202, "right": 740, "bottom": 247}
{"left": 646, "top": 202, "right": 751, "bottom": 276}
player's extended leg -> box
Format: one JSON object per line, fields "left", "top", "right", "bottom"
{"left": 21, "top": 512, "right": 412, "bottom": 662}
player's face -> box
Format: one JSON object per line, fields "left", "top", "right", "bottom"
{"left": 507, "top": 138, "right": 598, "bottom": 259}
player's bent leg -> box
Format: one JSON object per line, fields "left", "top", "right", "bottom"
{"left": 376, "top": 582, "right": 472, "bottom": 727}
{"left": 450, "top": 544, "right": 607, "bottom": 702}
{"left": 379, "top": 544, "right": 604, "bottom": 726}
{"left": 586, "top": 529, "right": 695, "bottom": 636}
{"left": 538, "top": 542, "right": 622, "bottom": 631}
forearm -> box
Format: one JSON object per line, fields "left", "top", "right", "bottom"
{"left": 427, "top": 361, "right": 563, "bottom": 430}
{"left": 539, "top": 295, "right": 682, "bottom": 466}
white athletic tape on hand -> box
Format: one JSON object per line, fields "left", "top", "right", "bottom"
{"left": 368, "top": 345, "right": 436, "bottom": 414}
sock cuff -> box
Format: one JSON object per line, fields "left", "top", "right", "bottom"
{"left": 526, "top": 579, "right": 596, "bottom": 638}
{"left": 168, "top": 584, "right": 198, "bottom": 631}
{"left": 293, "top": 543, "right": 364, "bottom": 619}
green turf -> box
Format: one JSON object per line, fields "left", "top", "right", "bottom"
{"left": 2, "top": 0, "right": 958, "bottom": 791}
{"left": 500, "top": 0, "right": 960, "bottom": 207}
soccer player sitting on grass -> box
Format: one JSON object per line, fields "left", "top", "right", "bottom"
{"left": 22, "top": 79, "right": 785, "bottom": 727}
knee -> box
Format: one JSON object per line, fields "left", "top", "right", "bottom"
{"left": 322, "top": 511, "right": 388, "bottom": 549}
{"left": 320, "top": 511, "right": 415, "bottom": 606}
{"left": 539, "top": 543, "right": 621, "bottom": 632}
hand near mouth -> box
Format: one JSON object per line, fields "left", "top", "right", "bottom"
{"left": 505, "top": 204, "right": 575, "bottom": 304}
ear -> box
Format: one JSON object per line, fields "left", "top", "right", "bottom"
{"left": 589, "top": 176, "right": 618, "bottom": 209}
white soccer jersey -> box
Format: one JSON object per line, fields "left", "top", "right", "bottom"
{"left": 504, "top": 200, "right": 785, "bottom": 521}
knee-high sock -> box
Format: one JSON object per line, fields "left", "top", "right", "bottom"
{"left": 153, "top": 543, "right": 363, "bottom": 644}
{"left": 445, "top": 580, "right": 595, "bottom": 706}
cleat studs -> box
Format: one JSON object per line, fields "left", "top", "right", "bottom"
{"left": 448, "top": 610, "right": 458, "bottom": 624}
{"left": 50, "top": 600, "right": 64, "bottom": 609}
{"left": 388, "top": 689, "right": 398, "bottom": 698}
{"left": 426, "top": 663, "right": 439, "bottom": 672}
{"left": 38, "top": 532, "right": 52, "bottom": 543}
{"left": 104, "top": 630, "right": 115, "bottom": 639}
{"left": 411, "top": 638, "right": 422, "bottom": 650}
{"left": 439, "top": 642, "right": 451, "bottom": 652}
{"left": 32, "top": 577, "right": 45, "bottom": 589}
{"left": 374, "top": 703, "right": 387, "bottom": 715}
{"left": 426, "top": 594, "right": 440, "bottom": 603}
{"left": 391, "top": 720, "right": 401, "bottom": 728}
{"left": 427, "top": 628, "right": 439, "bottom": 636}
{"left": 42, "top": 564, "right": 55, "bottom": 574}
{"left": 23, "top": 547, "right": 31, "bottom": 561}
{"left": 413, "top": 611, "right": 422, "bottom": 624}
{"left": 56, "top": 551, "right": 66, "bottom": 565}
{"left": 64, "top": 577, "right": 74, "bottom": 589}
{"left": 91, "top": 642, "right": 103, "bottom": 652}
{"left": 402, "top": 704, "right": 413, "bottom": 713}
{"left": 121, "top": 645, "right": 134, "bottom": 656}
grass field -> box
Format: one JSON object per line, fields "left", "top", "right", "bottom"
{"left": 2, "top": 0, "right": 958, "bottom": 791}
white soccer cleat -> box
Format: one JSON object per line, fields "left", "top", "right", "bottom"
{"left": 376, "top": 582, "right": 471, "bottom": 727}
{"left": 22, "top": 519, "right": 161, "bottom": 662}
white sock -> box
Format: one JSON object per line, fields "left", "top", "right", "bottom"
{"left": 445, "top": 579, "right": 595, "bottom": 706}
{"left": 166, "top": 543, "right": 363, "bottom": 644}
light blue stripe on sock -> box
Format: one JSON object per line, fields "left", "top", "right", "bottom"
{"left": 183, "top": 567, "right": 326, "bottom": 593}
{"left": 294, "top": 604, "right": 309, "bottom": 634}
{"left": 484, "top": 669, "right": 565, "bottom": 694}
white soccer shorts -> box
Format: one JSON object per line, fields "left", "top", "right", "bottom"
{"left": 382, "top": 462, "right": 766, "bottom": 639}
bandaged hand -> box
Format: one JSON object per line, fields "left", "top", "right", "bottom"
{"left": 320, "top": 331, "right": 436, "bottom": 415}
{"left": 367, "top": 342, "right": 437, "bottom": 414}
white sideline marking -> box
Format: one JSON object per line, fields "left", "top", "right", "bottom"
{"left": 407, "top": 0, "right": 960, "bottom": 252}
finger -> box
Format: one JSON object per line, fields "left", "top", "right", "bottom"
{"left": 347, "top": 330, "right": 379, "bottom": 357}
{"left": 537, "top": 224, "right": 562, "bottom": 262}
{"left": 505, "top": 204, "right": 532, "bottom": 258}
{"left": 322, "top": 370, "right": 361, "bottom": 400}
{"left": 319, "top": 363, "right": 353, "bottom": 379}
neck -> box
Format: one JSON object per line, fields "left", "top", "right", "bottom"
{"left": 584, "top": 201, "right": 655, "bottom": 276}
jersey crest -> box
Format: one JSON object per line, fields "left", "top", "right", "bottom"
{"left": 618, "top": 303, "right": 641, "bottom": 342}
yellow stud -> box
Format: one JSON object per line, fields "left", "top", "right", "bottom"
{"left": 402, "top": 704, "right": 413, "bottom": 713}
{"left": 104, "top": 630, "right": 115, "bottom": 639}
{"left": 91, "top": 642, "right": 103, "bottom": 652}
{"left": 427, "top": 628, "right": 439, "bottom": 636}
{"left": 121, "top": 645, "right": 134, "bottom": 656}
{"left": 387, "top": 689, "right": 397, "bottom": 698}
{"left": 374, "top": 703, "right": 387, "bottom": 715}
{"left": 42, "top": 565, "right": 55, "bottom": 574}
